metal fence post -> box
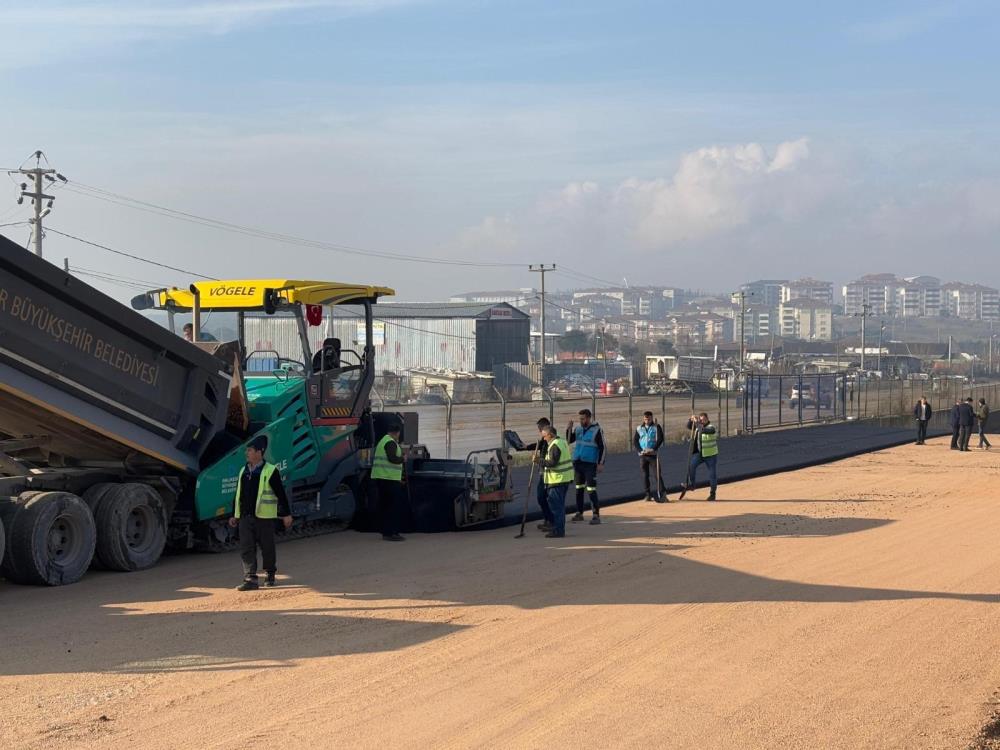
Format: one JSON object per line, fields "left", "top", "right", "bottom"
{"left": 434, "top": 384, "right": 453, "bottom": 459}
{"left": 815, "top": 374, "right": 820, "bottom": 422}
{"left": 797, "top": 372, "right": 803, "bottom": 425}
{"left": 492, "top": 385, "right": 506, "bottom": 450}
{"left": 625, "top": 386, "right": 634, "bottom": 447}
{"left": 543, "top": 387, "right": 554, "bottom": 425}
{"left": 778, "top": 375, "right": 783, "bottom": 425}
{"left": 371, "top": 383, "right": 386, "bottom": 412}
{"left": 661, "top": 391, "right": 666, "bottom": 429}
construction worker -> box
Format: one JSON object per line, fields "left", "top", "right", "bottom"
{"left": 633, "top": 411, "right": 665, "bottom": 502}
{"left": 372, "top": 422, "right": 406, "bottom": 541}
{"left": 517, "top": 417, "right": 556, "bottom": 532}
{"left": 683, "top": 412, "right": 719, "bottom": 501}
{"left": 228, "top": 435, "right": 292, "bottom": 590}
{"left": 976, "top": 398, "right": 992, "bottom": 449}
{"left": 913, "top": 396, "right": 932, "bottom": 445}
{"left": 949, "top": 399, "right": 962, "bottom": 450}
{"left": 567, "top": 408, "right": 606, "bottom": 524}
{"left": 535, "top": 424, "right": 573, "bottom": 538}
{"left": 958, "top": 397, "right": 976, "bottom": 452}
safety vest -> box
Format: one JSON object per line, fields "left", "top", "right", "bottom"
{"left": 637, "top": 424, "right": 658, "bottom": 451}
{"left": 698, "top": 426, "right": 719, "bottom": 457}
{"left": 572, "top": 424, "right": 601, "bottom": 463}
{"left": 372, "top": 434, "right": 403, "bottom": 481}
{"left": 234, "top": 462, "right": 279, "bottom": 519}
{"left": 544, "top": 437, "right": 574, "bottom": 486}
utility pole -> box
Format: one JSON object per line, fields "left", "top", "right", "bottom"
{"left": 529, "top": 264, "right": 556, "bottom": 390}
{"left": 856, "top": 303, "right": 872, "bottom": 372}
{"left": 877, "top": 322, "right": 885, "bottom": 374}
{"left": 7, "top": 151, "right": 67, "bottom": 258}
{"left": 730, "top": 290, "right": 754, "bottom": 379}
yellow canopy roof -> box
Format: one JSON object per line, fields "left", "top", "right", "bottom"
{"left": 139, "top": 279, "right": 395, "bottom": 312}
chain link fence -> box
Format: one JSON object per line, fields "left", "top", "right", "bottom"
{"left": 375, "top": 371, "right": 1000, "bottom": 460}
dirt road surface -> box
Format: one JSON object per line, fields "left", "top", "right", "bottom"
{"left": 3, "top": 436, "right": 1000, "bottom": 749}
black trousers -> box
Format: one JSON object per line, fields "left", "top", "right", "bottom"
{"left": 640, "top": 454, "right": 661, "bottom": 494}
{"left": 374, "top": 478, "right": 403, "bottom": 537}
{"left": 959, "top": 425, "right": 972, "bottom": 451}
{"left": 951, "top": 426, "right": 960, "bottom": 449}
{"left": 916, "top": 420, "right": 928, "bottom": 444}
{"left": 573, "top": 461, "right": 600, "bottom": 515}
{"left": 239, "top": 515, "right": 276, "bottom": 579}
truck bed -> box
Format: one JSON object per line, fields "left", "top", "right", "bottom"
{"left": 0, "top": 234, "right": 231, "bottom": 473}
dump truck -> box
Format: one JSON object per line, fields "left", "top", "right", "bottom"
{"left": 0, "top": 234, "right": 512, "bottom": 586}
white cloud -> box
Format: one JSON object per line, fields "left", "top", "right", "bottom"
{"left": 535, "top": 138, "right": 821, "bottom": 249}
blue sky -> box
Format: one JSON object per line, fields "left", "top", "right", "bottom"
{"left": 2, "top": 0, "right": 999, "bottom": 299}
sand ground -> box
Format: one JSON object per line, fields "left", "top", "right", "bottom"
{"left": 2, "top": 436, "right": 1000, "bottom": 749}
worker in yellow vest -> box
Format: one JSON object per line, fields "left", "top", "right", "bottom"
{"left": 228, "top": 435, "right": 292, "bottom": 590}
{"left": 684, "top": 412, "right": 719, "bottom": 501}
{"left": 372, "top": 422, "right": 406, "bottom": 542}
{"left": 535, "top": 424, "right": 574, "bottom": 537}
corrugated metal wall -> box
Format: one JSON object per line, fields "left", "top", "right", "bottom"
{"left": 246, "top": 309, "right": 526, "bottom": 375}
{"left": 326, "top": 313, "right": 478, "bottom": 375}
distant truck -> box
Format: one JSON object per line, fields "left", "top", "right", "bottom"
{"left": 789, "top": 382, "right": 833, "bottom": 410}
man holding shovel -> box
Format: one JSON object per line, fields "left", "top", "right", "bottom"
{"left": 634, "top": 411, "right": 666, "bottom": 502}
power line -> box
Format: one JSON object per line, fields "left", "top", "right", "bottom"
{"left": 65, "top": 180, "right": 527, "bottom": 269}
{"left": 46, "top": 227, "right": 218, "bottom": 280}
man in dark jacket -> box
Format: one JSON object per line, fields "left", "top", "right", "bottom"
{"left": 958, "top": 397, "right": 976, "bottom": 451}
{"left": 976, "top": 398, "right": 992, "bottom": 449}
{"left": 949, "top": 399, "right": 962, "bottom": 450}
{"left": 228, "top": 435, "right": 293, "bottom": 590}
{"left": 913, "top": 397, "right": 932, "bottom": 445}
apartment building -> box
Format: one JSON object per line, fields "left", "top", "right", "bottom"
{"left": 842, "top": 274, "right": 901, "bottom": 316}
{"left": 781, "top": 278, "right": 835, "bottom": 305}
{"left": 943, "top": 283, "right": 1000, "bottom": 321}
{"left": 778, "top": 298, "right": 834, "bottom": 341}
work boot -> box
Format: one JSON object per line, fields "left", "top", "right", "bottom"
{"left": 382, "top": 533, "right": 405, "bottom": 542}
{"left": 707, "top": 492, "right": 717, "bottom": 501}
{"left": 655, "top": 495, "right": 668, "bottom": 504}
{"left": 589, "top": 515, "right": 601, "bottom": 525}
{"left": 237, "top": 578, "right": 259, "bottom": 591}
{"left": 644, "top": 493, "right": 652, "bottom": 502}
{"left": 571, "top": 512, "right": 585, "bottom": 523}
{"left": 264, "top": 573, "right": 276, "bottom": 587}
{"left": 544, "top": 531, "right": 565, "bottom": 538}
{"left": 537, "top": 522, "right": 552, "bottom": 532}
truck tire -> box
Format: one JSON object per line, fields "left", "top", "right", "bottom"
{"left": 2, "top": 491, "right": 97, "bottom": 586}
{"left": 94, "top": 483, "right": 166, "bottom": 572}
{"left": 82, "top": 483, "right": 120, "bottom": 570}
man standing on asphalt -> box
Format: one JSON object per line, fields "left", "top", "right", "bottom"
{"left": 634, "top": 411, "right": 666, "bottom": 502}
{"left": 516, "top": 418, "right": 556, "bottom": 532}
{"left": 567, "top": 409, "right": 606, "bottom": 525}
{"left": 535, "top": 424, "right": 573, "bottom": 538}
{"left": 683, "top": 412, "right": 719, "bottom": 501}
{"left": 958, "top": 397, "right": 976, "bottom": 452}
{"left": 913, "top": 397, "right": 932, "bottom": 445}
{"left": 976, "top": 398, "right": 992, "bottom": 449}
{"left": 229, "top": 435, "right": 293, "bottom": 590}
{"left": 372, "top": 422, "right": 406, "bottom": 541}
{"left": 950, "top": 399, "right": 962, "bottom": 450}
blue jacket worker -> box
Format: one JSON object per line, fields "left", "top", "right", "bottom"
{"left": 566, "top": 409, "right": 606, "bottom": 525}
{"left": 633, "top": 411, "right": 665, "bottom": 502}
